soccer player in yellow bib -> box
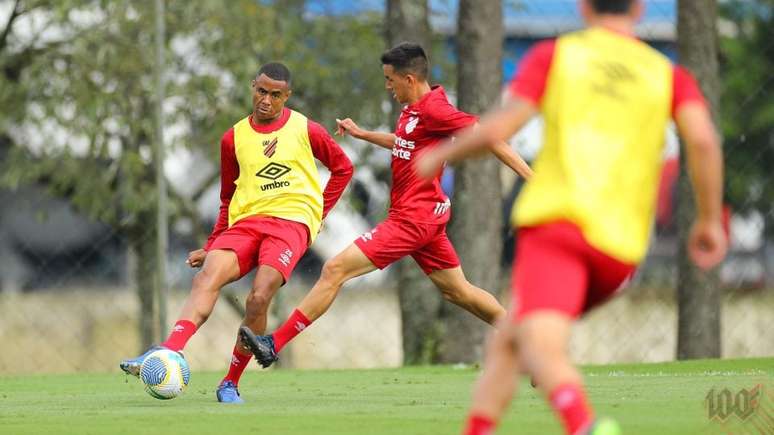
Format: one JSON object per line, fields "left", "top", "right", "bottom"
{"left": 416, "top": 1, "right": 727, "bottom": 434}
{"left": 120, "top": 62, "right": 354, "bottom": 404}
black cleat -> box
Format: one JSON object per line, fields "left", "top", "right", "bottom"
{"left": 238, "top": 326, "right": 278, "bottom": 368}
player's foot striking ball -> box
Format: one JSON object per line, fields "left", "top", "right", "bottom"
{"left": 120, "top": 345, "right": 168, "bottom": 377}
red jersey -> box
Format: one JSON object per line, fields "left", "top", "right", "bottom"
{"left": 389, "top": 85, "right": 477, "bottom": 224}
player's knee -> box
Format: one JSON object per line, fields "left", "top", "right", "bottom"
{"left": 245, "top": 288, "right": 273, "bottom": 313}
{"left": 490, "top": 324, "right": 518, "bottom": 352}
{"left": 320, "top": 257, "right": 347, "bottom": 287}
{"left": 517, "top": 326, "right": 564, "bottom": 367}
{"left": 191, "top": 269, "right": 220, "bottom": 293}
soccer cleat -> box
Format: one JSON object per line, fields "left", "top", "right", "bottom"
{"left": 119, "top": 345, "right": 183, "bottom": 377}
{"left": 584, "top": 417, "right": 622, "bottom": 435}
{"left": 238, "top": 326, "right": 278, "bottom": 368}
{"left": 216, "top": 380, "right": 244, "bottom": 404}
{"left": 120, "top": 345, "right": 165, "bottom": 377}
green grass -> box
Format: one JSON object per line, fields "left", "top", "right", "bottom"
{"left": 0, "top": 358, "right": 772, "bottom": 434}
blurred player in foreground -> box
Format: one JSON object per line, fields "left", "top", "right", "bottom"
{"left": 416, "top": 0, "right": 727, "bottom": 433}
{"left": 239, "top": 43, "right": 533, "bottom": 368}
{"left": 120, "top": 62, "right": 353, "bottom": 403}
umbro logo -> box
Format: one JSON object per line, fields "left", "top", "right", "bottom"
{"left": 433, "top": 199, "right": 450, "bottom": 215}
{"left": 256, "top": 162, "right": 291, "bottom": 180}
{"left": 294, "top": 321, "right": 306, "bottom": 332}
{"left": 360, "top": 229, "right": 378, "bottom": 242}
{"left": 263, "top": 137, "right": 278, "bottom": 157}
{"left": 173, "top": 325, "right": 185, "bottom": 333}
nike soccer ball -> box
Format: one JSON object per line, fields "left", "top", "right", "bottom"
{"left": 140, "top": 349, "right": 190, "bottom": 400}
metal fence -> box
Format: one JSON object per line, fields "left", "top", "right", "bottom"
{"left": 1, "top": 0, "right": 772, "bottom": 375}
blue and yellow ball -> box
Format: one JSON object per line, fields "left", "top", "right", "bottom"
{"left": 140, "top": 349, "right": 190, "bottom": 400}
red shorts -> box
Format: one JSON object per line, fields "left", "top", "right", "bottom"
{"left": 207, "top": 216, "right": 309, "bottom": 282}
{"left": 354, "top": 216, "right": 460, "bottom": 275}
{"left": 511, "top": 221, "right": 636, "bottom": 321}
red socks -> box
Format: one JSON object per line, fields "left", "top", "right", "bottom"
{"left": 549, "top": 383, "right": 594, "bottom": 435}
{"left": 462, "top": 384, "right": 591, "bottom": 435}
{"left": 272, "top": 309, "right": 312, "bottom": 353}
{"left": 463, "top": 414, "right": 495, "bottom": 435}
{"left": 221, "top": 345, "right": 252, "bottom": 386}
{"left": 161, "top": 320, "right": 197, "bottom": 352}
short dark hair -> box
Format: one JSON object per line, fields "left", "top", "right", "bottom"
{"left": 590, "top": 0, "right": 634, "bottom": 14}
{"left": 380, "top": 42, "right": 429, "bottom": 80}
{"left": 257, "top": 62, "right": 291, "bottom": 86}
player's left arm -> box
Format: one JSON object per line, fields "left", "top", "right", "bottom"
{"left": 440, "top": 122, "right": 533, "bottom": 179}
{"left": 673, "top": 66, "right": 727, "bottom": 270}
{"left": 482, "top": 133, "right": 533, "bottom": 180}
{"left": 308, "top": 120, "right": 354, "bottom": 218}
{"left": 416, "top": 39, "right": 552, "bottom": 178}
{"left": 416, "top": 98, "right": 538, "bottom": 178}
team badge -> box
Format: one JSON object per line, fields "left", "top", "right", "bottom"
{"left": 405, "top": 116, "right": 419, "bottom": 134}
{"left": 263, "top": 137, "right": 278, "bottom": 157}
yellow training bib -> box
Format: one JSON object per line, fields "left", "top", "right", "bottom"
{"left": 229, "top": 110, "right": 324, "bottom": 242}
{"left": 513, "top": 28, "right": 673, "bottom": 263}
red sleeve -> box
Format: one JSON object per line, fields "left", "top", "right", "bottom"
{"left": 308, "top": 120, "right": 354, "bottom": 218}
{"left": 424, "top": 101, "right": 478, "bottom": 136}
{"left": 508, "top": 39, "right": 556, "bottom": 105}
{"left": 204, "top": 128, "right": 238, "bottom": 250}
{"left": 671, "top": 65, "right": 707, "bottom": 118}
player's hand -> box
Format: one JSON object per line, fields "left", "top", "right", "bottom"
{"left": 687, "top": 218, "right": 727, "bottom": 270}
{"left": 186, "top": 249, "right": 207, "bottom": 268}
{"left": 335, "top": 118, "right": 364, "bottom": 139}
{"left": 415, "top": 149, "right": 446, "bottom": 179}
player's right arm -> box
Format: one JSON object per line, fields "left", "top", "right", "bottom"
{"left": 673, "top": 68, "right": 727, "bottom": 270}
{"left": 190, "top": 128, "right": 239, "bottom": 268}
{"left": 335, "top": 117, "right": 395, "bottom": 149}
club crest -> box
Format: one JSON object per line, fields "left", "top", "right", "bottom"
{"left": 263, "top": 137, "right": 278, "bottom": 157}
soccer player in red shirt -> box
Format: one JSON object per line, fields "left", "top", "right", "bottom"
{"left": 417, "top": 1, "right": 727, "bottom": 433}
{"left": 239, "top": 43, "right": 533, "bottom": 368}
{"left": 120, "top": 62, "right": 354, "bottom": 404}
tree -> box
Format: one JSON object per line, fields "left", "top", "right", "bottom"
{"left": 439, "top": 0, "right": 503, "bottom": 363}
{"left": 676, "top": 0, "right": 722, "bottom": 359}
{"left": 719, "top": 0, "right": 774, "bottom": 231}
{"left": 0, "top": 0, "right": 386, "bottom": 350}
{"left": 384, "top": 0, "right": 441, "bottom": 364}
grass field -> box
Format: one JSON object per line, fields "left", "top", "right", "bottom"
{"left": 1, "top": 358, "right": 772, "bottom": 434}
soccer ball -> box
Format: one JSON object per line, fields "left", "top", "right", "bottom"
{"left": 139, "top": 349, "right": 190, "bottom": 400}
